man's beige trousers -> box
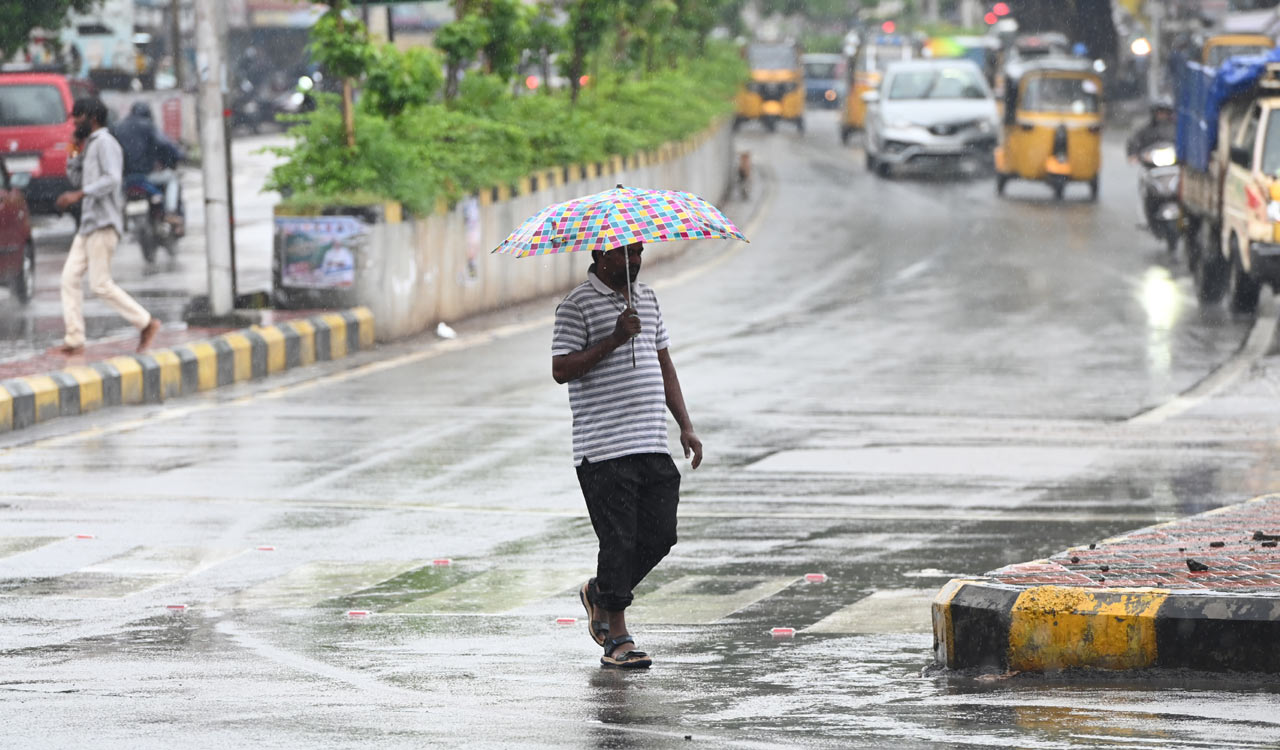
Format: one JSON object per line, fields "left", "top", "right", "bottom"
{"left": 61, "top": 227, "right": 151, "bottom": 349}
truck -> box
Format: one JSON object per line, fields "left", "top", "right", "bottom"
{"left": 1178, "top": 47, "right": 1280, "bottom": 314}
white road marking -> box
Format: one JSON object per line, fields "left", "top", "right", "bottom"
{"left": 804, "top": 589, "right": 935, "bottom": 634}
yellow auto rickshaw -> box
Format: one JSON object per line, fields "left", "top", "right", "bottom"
{"left": 1199, "top": 33, "right": 1274, "bottom": 67}
{"left": 735, "top": 42, "right": 805, "bottom": 133}
{"left": 994, "top": 58, "right": 1103, "bottom": 201}
{"left": 840, "top": 33, "right": 912, "bottom": 144}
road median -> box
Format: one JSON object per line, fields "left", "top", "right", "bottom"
{"left": 933, "top": 494, "right": 1280, "bottom": 673}
{"left": 0, "top": 307, "right": 374, "bottom": 433}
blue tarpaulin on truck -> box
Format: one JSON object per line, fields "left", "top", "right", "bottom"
{"left": 1177, "top": 47, "right": 1280, "bottom": 172}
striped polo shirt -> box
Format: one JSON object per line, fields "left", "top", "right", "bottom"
{"left": 552, "top": 269, "right": 671, "bottom": 466}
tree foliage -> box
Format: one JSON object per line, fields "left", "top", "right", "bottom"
{"left": 0, "top": 0, "right": 101, "bottom": 61}
{"left": 435, "top": 12, "right": 489, "bottom": 99}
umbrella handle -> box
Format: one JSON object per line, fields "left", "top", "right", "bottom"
{"left": 626, "top": 247, "right": 636, "bottom": 368}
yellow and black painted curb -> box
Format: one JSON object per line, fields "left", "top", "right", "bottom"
{"left": 0, "top": 307, "right": 374, "bottom": 434}
{"left": 931, "top": 579, "right": 1280, "bottom": 673}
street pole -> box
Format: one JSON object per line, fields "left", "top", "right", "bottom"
{"left": 169, "top": 0, "right": 183, "bottom": 90}
{"left": 194, "top": 0, "right": 234, "bottom": 318}
{"left": 1148, "top": 0, "right": 1164, "bottom": 99}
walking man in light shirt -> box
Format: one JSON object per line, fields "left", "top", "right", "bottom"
{"left": 55, "top": 97, "right": 160, "bottom": 356}
{"left": 552, "top": 241, "right": 703, "bottom": 669}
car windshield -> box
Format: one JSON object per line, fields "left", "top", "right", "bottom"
{"left": 804, "top": 62, "right": 839, "bottom": 79}
{"left": 0, "top": 84, "right": 66, "bottom": 127}
{"left": 1261, "top": 112, "right": 1280, "bottom": 175}
{"left": 1207, "top": 44, "right": 1272, "bottom": 67}
{"left": 748, "top": 45, "right": 797, "bottom": 70}
{"left": 887, "top": 67, "right": 987, "bottom": 100}
{"left": 1020, "top": 75, "right": 1099, "bottom": 113}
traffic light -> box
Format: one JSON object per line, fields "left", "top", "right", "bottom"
{"left": 881, "top": 20, "right": 896, "bottom": 34}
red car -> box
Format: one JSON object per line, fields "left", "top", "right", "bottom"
{"left": 0, "top": 71, "right": 96, "bottom": 214}
{"left": 0, "top": 155, "right": 33, "bottom": 304}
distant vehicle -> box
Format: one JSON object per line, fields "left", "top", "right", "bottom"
{"left": 801, "top": 53, "right": 845, "bottom": 108}
{"left": 735, "top": 42, "right": 805, "bottom": 133}
{"left": 0, "top": 155, "right": 34, "bottom": 304}
{"left": 61, "top": 0, "right": 152, "bottom": 90}
{"left": 0, "top": 71, "right": 96, "bottom": 214}
{"left": 862, "top": 59, "right": 998, "bottom": 177}
{"left": 1136, "top": 140, "right": 1181, "bottom": 254}
{"left": 995, "top": 58, "right": 1103, "bottom": 200}
{"left": 841, "top": 33, "right": 914, "bottom": 143}
{"left": 1198, "top": 33, "right": 1274, "bottom": 67}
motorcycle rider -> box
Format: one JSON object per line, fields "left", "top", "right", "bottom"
{"left": 113, "top": 102, "right": 185, "bottom": 236}
{"left": 1126, "top": 98, "right": 1176, "bottom": 161}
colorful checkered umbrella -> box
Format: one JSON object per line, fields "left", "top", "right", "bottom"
{"left": 492, "top": 185, "right": 747, "bottom": 260}
{"left": 493, "top": 184, "right": 747, "bottom": 365}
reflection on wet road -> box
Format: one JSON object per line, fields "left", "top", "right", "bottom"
{"left": 1, "top": 110, "right": 1279, "bottom": 747}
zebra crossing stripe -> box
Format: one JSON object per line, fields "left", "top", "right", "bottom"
{"left": 390, "top": 567, "right": 593, "bottom": 615}
{"left": 0, "top": 536, "right": 62, "bottom": 561}
{"left": 215, "top": 560, "right": 429, "bottom": 610}
{"left": 803, "top": 589, "right": 936, "bottom": 634}
{"left": 625, "top": 575, "right": 797, "bottom": 625}
{"left": 6, "top": 545, "right": 243, "bottom": 599}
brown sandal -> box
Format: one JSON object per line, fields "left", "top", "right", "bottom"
{"left": 600, "top": 635, "right": 651, "bottom": 669}
{"left": 580, "top": 578, "right": 609, "bottom": 646}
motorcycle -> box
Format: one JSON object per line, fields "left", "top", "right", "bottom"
{"left": 1137, "top": 141, "right": 1181, "bottom": 254}
{"left": 231, "top": 79, "right": 272, "bottom": 134}
{"left": 124, "top": 176, "right": 180, "bottom": 264}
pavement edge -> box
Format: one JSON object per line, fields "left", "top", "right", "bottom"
{"left": 932, "top": 578, "right": 1280, "bottom": 674}
{"left": 0, "top": 307, "right": 375, "bottom": 434}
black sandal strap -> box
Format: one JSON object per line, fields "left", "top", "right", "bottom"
{"left": 603, "top": 635, "right": 635, "bottom": 655}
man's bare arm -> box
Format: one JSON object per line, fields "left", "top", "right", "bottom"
{"left": 551, "top": 307, "right": 640, "bottom": 384}
{"left": 658, "top": 347, "right": 702, "bottom": 469}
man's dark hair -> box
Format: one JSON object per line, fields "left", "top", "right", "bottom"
{"left": 71, "top": 97, "right": 109, "bottom": 127}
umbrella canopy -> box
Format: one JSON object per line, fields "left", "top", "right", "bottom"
{"left": 492, "top": 185, "right": 747, "bottom": 259}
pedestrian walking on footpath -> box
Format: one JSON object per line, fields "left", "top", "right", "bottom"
{"left": 551, "top": 241, "right": 703, "bottom": 669}
{"left": 55, "top": 97, "right": 161, "bottom": 356}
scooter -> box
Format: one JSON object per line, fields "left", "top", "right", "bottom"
{"left": 124, "top": 176, "right": 180, "bottom": 264}
{"left": 1137, "top": 141, "right": 1180, "bottom": 254}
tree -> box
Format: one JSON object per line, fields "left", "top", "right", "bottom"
{"left": 363, "top": 45, "right": 443, "bottom": 117}
{"left": 478, "top": 0, "right": 528, "bottom": 82}
{"left": 566, "top": 0, "right": 616, "bottom": 103}
{"left": 525, "top": 2, "right": 566, "bottom": 95}
{"left": 309, "top": 4, "right": 376, "bottom": 148}
{"left": 0, "top": 0, "right": 102, "bottom": 62}
{"left": 435, "top": 12, "right": 488, "bottom": 100}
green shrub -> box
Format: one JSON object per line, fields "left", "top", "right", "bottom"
{"left": 271, "top": 41, "right": 747, "bottom": 214}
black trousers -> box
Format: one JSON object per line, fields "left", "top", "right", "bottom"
{"left": 576, "top": 452, "right": 681, "bottom": 612}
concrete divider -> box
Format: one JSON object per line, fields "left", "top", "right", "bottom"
{"left": 276, "top": 120, "right": 736, "bottom": 342}
{"left": 0, "top": 308, "right": 374, "bottom": 434}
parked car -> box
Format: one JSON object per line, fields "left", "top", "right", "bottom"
{"left": 863, "top": 59, "right": 999, "bottom": 177}
{"left": 0, "top": 155, "right": 34, "bottom": 304}
{"left": 0, "top": 71, "right": 96, "bottom": 214}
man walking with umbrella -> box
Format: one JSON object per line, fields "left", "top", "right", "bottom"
{"left": 552, "top": 240, "right": 702, "bottom": 669}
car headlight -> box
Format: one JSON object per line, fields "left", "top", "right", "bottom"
{"left": 1150, "top": 146, "right": 1176, "bottom": 168}
{"left": 1267, "top": 200, "right": 1280, "bottom": 222}
{"left": 888, "top": 119, "right": 915, "bottom": 130}
{"left": 977, "top": 119, "right": 994, "bottom": 134}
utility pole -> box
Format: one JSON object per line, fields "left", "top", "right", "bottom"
{"left": 169, "top": 0, "right": 183, "bottom": 90}
{"left": 1147, "top": 0, "right": 1164, "bottom": 99}
{"left": 194, "top": 0, "right": 234, "bottom": 318}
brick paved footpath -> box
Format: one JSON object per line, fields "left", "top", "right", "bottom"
{"left": 932, "top": 495, "right": 1280, "bottom": 674}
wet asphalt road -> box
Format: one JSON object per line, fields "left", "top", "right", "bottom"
{"left": 2, "top": 109, "right": 1280, "bottom": 748}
